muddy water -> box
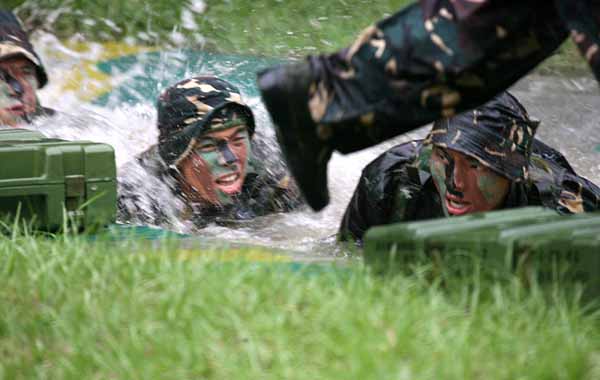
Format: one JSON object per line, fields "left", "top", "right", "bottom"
{"left": 28, "top": 40, "right": 600, "bottom": 258}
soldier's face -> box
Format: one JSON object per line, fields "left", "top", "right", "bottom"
{"left": 0, "top": 56, "right": 39, "bottom": 127}
{"left": 430, "top": 146, "right": 510, "bottom": 216}
{"left": 178, "top": 126, "right": 251, "bottom": 206}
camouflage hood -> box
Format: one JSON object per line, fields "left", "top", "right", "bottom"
{"left": 0, "top": 11, "right": 47, "bottom": 88}
{"left": 424, "top": 92, "right": 539, "bottom": 182}
{"left": 157, "top": 76, "right": 255, "bottom": 166}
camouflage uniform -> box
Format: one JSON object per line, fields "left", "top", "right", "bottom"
{"left": 338, "top": 92, "right": 600, "bottom": 243}
{"left": 0, "top": 10, "right": 53, "bottom": 121}
{"left": 117, "top": 76, "right": 301, "bottom": 230}
{"left": 258, "top": 0, "right": 600, "bottom": 211}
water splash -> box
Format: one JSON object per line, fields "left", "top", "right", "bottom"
{"left": 21, "top": 28, "right": 600, "bottom": 256}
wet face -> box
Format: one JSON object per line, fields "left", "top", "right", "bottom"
{"left": 429, "top": 146, "right": 511, "bottom": 216}
{"left": 0, "top": 56, "right": 39, "bottom": 127}
{"left": 177, "top": 125, "right": 251, "bottom": 206}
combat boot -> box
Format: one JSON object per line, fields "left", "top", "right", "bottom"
{"left": 258, "top": 61, "right": 332, "bottom": 211}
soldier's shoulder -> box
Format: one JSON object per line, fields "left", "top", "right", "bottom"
{"left": 527, "top": 140, "right": 600, "bottom": 214}
{"left": 362, "top": 139, "right": 425, "bottom": 179}
{"left": 531, "top": 139, "right": 575, "bottom": 174}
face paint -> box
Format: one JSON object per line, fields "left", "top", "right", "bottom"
{"left": 477, "top": 172, "right": 509, "bottom": 204}
{"left": 178, "top": 126, "right": 251, "bottom": 206}
{"left": 441, "top": 149, "right": 464, "bottom": 198}
{"left": 430, "top": 146, "right": 510, "bottom": 216}
{"left": 0, "top": 78, "right": 14, "bottom": 107}
{"left": 0, "top": 70, "right": 23, "bottom": 99}
{"left": 0, "top": 57, "right": 39, "bottom": 126}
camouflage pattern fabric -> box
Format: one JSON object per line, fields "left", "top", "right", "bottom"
{"left": 258, "top": 0, "right": 600, "bottom": 211}
{"left": 0, "top": 10, "right": 47, "bottom": 88}
{"left": 338, "top": 139, "right": 600, "bottom": 243}
{"left": 424, "top": 92, "right": 540, "bottom": 182}
{"left": 117, "top": 144, "right": 302, "bottom": 231}
{"left": 157, "top": 76, "right": 255, "bottom": 166}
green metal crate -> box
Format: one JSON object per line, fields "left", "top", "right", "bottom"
{"left": 363, "top": 208, "right": 600, "bottom": 298}
{"left": 425, "top": 213, "right": 600, "bottom": 259}
{"left": 0, "top": 128, "right": 46, "bottom": 141}
{"left": 0, "top": 128, "right": 117, "bottom": 231}
{"left": 510, "top": 222, "right": 600, "bottom": 297}
{"left": 363, "top": 207, "right": 559, "bottom": 266}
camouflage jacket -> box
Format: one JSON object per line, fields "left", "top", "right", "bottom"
{"left": 117, "top": 144, "right": 302, "bottom": 231}
{"left": 339, "top": 139, "right": 600, "bottom": 242}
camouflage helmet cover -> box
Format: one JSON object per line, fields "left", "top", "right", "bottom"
{"left": 0, "top": 11, "right": 48, "bottom": 88}
{"left": 424, "top": 92, "right": 539, "bottom": 182}
{"left": 157, "top": 76, "right": 256, "bottom": 165}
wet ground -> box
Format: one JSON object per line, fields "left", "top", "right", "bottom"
{"left": 28, "top": 41, "right": 600, "bottom": 259}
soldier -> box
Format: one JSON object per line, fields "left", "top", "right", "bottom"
{"left": 117, "top": 76, "right": 302, "bottom": 230}
{"left": 257, "top": 1, "right": 600, "bottom": 211}
{"left": 0, "top": 10, "right": 52, "bottom": 127}
{"left": 338, "top": 92, "right": 600, "bottom": 243}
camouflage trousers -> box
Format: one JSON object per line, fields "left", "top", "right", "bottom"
{"left": 304, "top": 0, "right": 599, "bottom": 153}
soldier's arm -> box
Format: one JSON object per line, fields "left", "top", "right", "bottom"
{"left": 338, "top": 143, "right": 421, "bottom": 243}
{"left": 556, "top": 173, "right": 600, "bottom": 214}
{"left": 272, "top": 175, "right": 304, "bottom": 211}
{"left": 339, "top": 177, "right": 389, "bottom": 244}
{"left": 529, "top": 140, "right": 600, "bottom": 214}
{"left": 261, "top": 2, "right": 568, "bottom": 155}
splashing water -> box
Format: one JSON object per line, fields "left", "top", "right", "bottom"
{"left": 22, "top": 28, "right": 600, "bottom": 257}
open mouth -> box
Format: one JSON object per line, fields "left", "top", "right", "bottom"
{"left": 216, "top": 172, "right": 240, "bottom": 185}
{"left": 445, "top": 194, "right": 472, "bottom": 216}
{"left": 8, "top": 104, "right": 24, "bottom": 113}
{"left": 2, "top": 103, "right": 24, "bottom": 114}
{"left": 215, "top": 172, "right": 243, "bottom": 194}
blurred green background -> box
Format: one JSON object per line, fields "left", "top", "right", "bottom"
{"left": 4, "top": 0, "right": 587, "bottom": 74}
{"left": 6, "top": 0, "right": 410, "bottom": 57}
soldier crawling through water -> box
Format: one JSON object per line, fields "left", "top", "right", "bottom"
{"left": 117, "top": 76, "right": 302, "bottom": 230}
{"left": 338, "top": 92, "right": 600, "bottom": 243}
{"left": 0, "top": 10, "right": 53, "bottom": 127}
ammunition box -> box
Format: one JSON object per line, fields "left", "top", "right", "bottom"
{"left": 0, "top": 128, "right": 117, "bottom": 231}
{"left": 363, "top": 207, "right": 559, "bottom": 267}
{"left": 363, "top": 208, "right": 600, "bottom": 298}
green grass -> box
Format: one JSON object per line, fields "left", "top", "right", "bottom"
{"left": 1, "top": 228, "right": 599, "bottom": 379}
{"left": 538, "top": 40, "right": 588, "bottom": 76}
{"left": 7, "top": 0, "right": 589, "bottom": 73}
{"left": 10, "top": 0, "right": 409, "bottom": 57}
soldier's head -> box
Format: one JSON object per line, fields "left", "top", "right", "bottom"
{"left": 425, "top": 92, "right": 539, "bottom": 216}
{"left": 0, "top": 11, "right": 47, "bottom": 127}
{"left": 157, "top": 76, "right": 256, "bottom": 206}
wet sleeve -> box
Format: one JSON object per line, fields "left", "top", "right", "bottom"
{"left": 116, "top": 179, "right": 156, "bottom": 225}
{"left": 338, "top": 143, "right": 421, "bottom": 243}
{"left": 116, "top": 180, "right": 143, "bottom": 223}
{"left": 338, "top": 171, "right": 388, "bottom": 243}
{"left": 302, "top": 1, "right": 568, "bottom": 154}
{"left": 115, "top": 160, "right": 168, "bottom": 227}
{"left": 529, "top": 139, "right": 600, "bottom": 214}
{"left": 556, "top": 173, "right": 600, "bottom": 214}
{"left": 270, "top": 174, "right": 305, "bottom": 212}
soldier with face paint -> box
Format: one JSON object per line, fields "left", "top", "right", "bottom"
{"left": 0, "top": 10, "right": 53, "bottom": 127}
{"left": 117, "top": 76, "right": 302, "bottom": 230}
{"left": 338, "top": 92, "right": 600, "bottom": 243}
